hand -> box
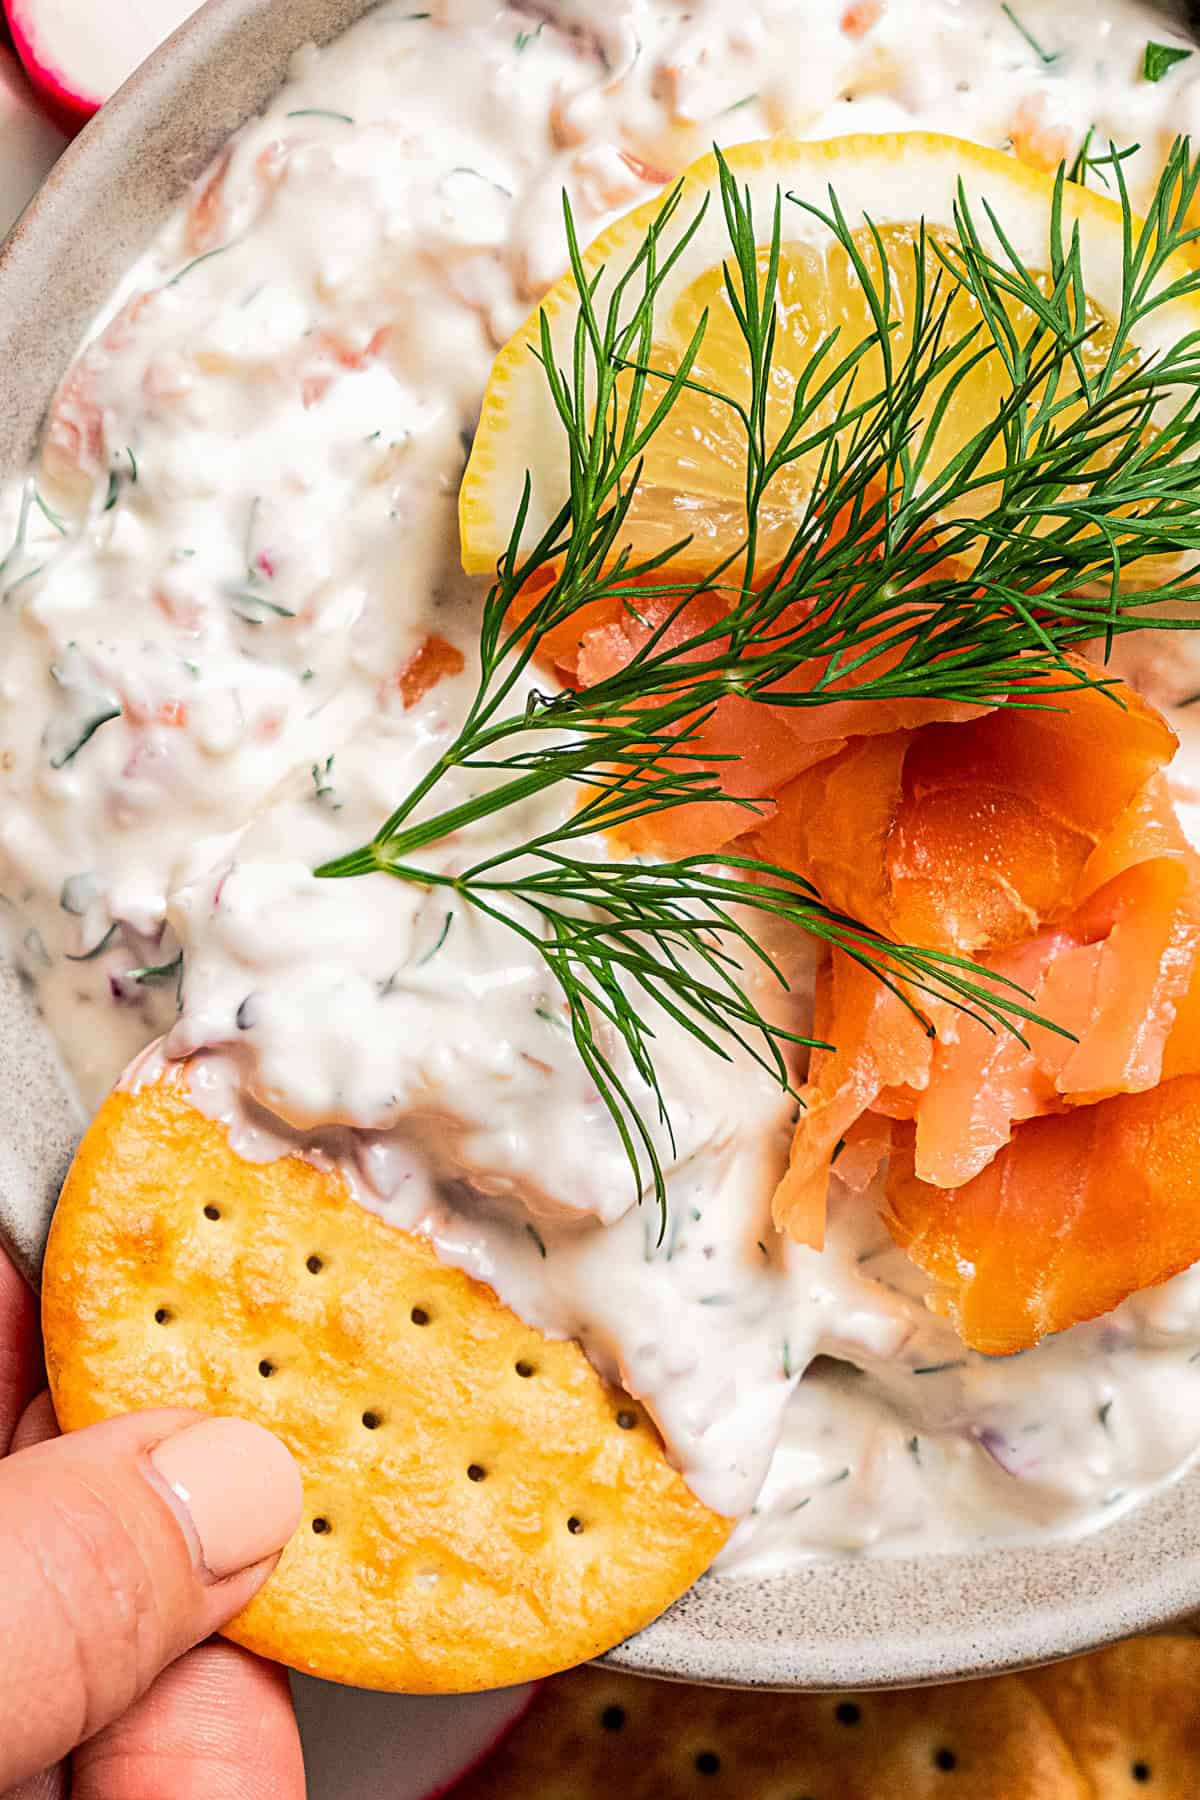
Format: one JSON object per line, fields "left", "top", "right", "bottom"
{"left": 0, "top": 1245, "right": 306, "bottom": 1798}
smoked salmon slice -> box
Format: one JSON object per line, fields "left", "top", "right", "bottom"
{"left": 772, "top": 951, "right": 937, "bottom": 1249}
{"left": 519, "top": 566, "right": 1199, "bottom": 1332}
{"left": 884, "top": 1075, "right": 1200, "bottom": 1354}
{"left": 750, "top": 668, "right": 1177, "bottom": 952}
{"left": 513, "top": 578, "right": 998, "bottom": 857}
{"left": 1037, "top": 850, "right": 1200, "bottom": 1101}
{"left": 909, "top": 928, "right": 1071, "bottom": 1189}
{"left": 774, "top": 767, "right": 1200, "bottom": 1242}
{"left": 512, "top": 584, "right": 847, "bottom": 852}
{"left": 392, "top": 635, "right": 466, "bottom": 709}
{"left": 907, "top": 777, "right": 1200, "bottom": 1185}
{"left": 1164, "top": 953, "right": 1200, "bottom": 1080}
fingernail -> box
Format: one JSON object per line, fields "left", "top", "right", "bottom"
{"left": 148, "top": 1417, "right": 303, "bottom": 1582}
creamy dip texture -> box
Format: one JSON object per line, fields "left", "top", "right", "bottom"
{"left": 4, "top": 0, "right": 1200, "bottom": 1573}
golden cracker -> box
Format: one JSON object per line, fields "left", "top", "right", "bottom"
{"left": 42, "top": 1076, "right": 729, "bottom": 1693}
{"left": 452, "top": 1665, "right": 1089, "bottom": 1798}
{"left": 1025, "top": 1636, "right": 1200, "bottom": 1798}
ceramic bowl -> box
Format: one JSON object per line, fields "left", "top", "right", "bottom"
{"left": 3, "top": 0, "right": 1200, "bottom": 1692}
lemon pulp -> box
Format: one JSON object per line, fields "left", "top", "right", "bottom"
{"left": 459, "top": 134, "right": 1188, "bottom": 584}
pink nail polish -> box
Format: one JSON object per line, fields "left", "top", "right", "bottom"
{"left": 148, "top": 1416, "right": 303, "bottom": 1581}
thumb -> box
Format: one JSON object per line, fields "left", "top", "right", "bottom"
{"left": 0, "top": 1407, "right": 302, "bottom": 1792}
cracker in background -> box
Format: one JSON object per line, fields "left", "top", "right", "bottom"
{"left": 42, "top": 1077, "right": 729, "bottom": 1693}
{"left": 452, "top": 1664, "right": 1089, "bottom": 1797}
{"left": 1025, "top": 1635, "right": 1200, "bottom": 1798}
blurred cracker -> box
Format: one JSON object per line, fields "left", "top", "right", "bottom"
{"left": 1025, "top": 1635, "right": 1200, "bottom": 1798}
{"left": 453, "top": 1663, "right": 1088, "bottom": 1796}
{"left": 42, "top": 1075, "right": 729, "bottom": 1693}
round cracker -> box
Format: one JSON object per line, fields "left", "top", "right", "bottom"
{"left": 452, "top": 1664, "right": 1089, "bottom": 1797}
{"left": 1024, "top": 1636, "right": 1200, "bottom": 1798}
{"left": 42, "top": 1076, "right": 729, "bottom": 1692}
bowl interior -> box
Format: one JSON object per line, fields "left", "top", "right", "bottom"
{"left": 3, "top": 0, "right": 1200, "bottom": 1691}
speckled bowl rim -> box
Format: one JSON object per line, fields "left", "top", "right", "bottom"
{"left": 2, "top": 0, "right": 1200, "bottom": 1693}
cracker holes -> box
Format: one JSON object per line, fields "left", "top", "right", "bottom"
{"left": 616, "top": 1409, "right": 637, "bottom": 1431}
{"left": 411, "top": 1305, "right": 430, "bottom": 1326}
{"left": 514, "top": 1359, "right": 535, "bottom": 1378}
{"left": 567, "top": 1515, "right": 584, "bottom": 1535}
{"left": 306, "top": 1254, "right": 325, "bottom": 1275}
{"left": 311, "top": 1516, "right": 331, "bottom": 1535}
{"left": 600, "top": 1706, "right": 625, "bottom": 1732}
{"left": 258, "top": 1359, "right": 275, "bottom": 1378}
{"left": 467, "top": 1463, "right": 487, "bottom": 1483}
{"left": 934, "top": 1748, "right": 957, "bottom": 1773}
{"left": 203, "top": 1203, "right": 221, "bottom": 1221}
{"left": 834, "top": 1702, "right": 861, "bottom": 1727}
{"left": 154, "top": 1306, "right": 172, "bottom": 1325}
{"left": 361, "top": 1411, "right": 382, "bottom": 1431}
{"left": 694, "top": 1751, "right": 720, "bottom": 1776}
{"left": 1132, "top": 1763, "right": 1152, "bottom": 1785}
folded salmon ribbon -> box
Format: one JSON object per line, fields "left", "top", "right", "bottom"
{"left": 549, "top": 593, "right": 1200, "bottom": 1353}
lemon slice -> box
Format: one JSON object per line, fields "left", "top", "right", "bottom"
{"left": 460, "top": 131, "right": 1197, "bottom": 581}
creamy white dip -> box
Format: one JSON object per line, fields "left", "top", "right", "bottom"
{"left": 4, "top": 0, "right": 1200, "bottom": 1569}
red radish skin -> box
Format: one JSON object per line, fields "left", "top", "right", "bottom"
{"left": 3, "top": 0, "right": 202, "bottom": 135}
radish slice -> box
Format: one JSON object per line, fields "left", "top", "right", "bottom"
{"left": 0, "top": 43, "right": 64, "bottom": 235}
{"left": 3, "top": 0, "right": 202, "bottom": 136}
{"left": 291, "top": 1676, "right": 537, "bottom": 1800}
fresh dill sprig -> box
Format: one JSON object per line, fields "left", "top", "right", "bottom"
{"left": 1000, "top": 2, "right": 1060, "bottom": 65}
{"left": 0, "top": 484, "right": 34, "bottom": 598}
{"left": 34, "top": 491, "right": 67, "bottom": 536}
{"left": 128, "top": 953, "right": 184, "bottom": 986}
{"left": 127, "top": 952, "right": 185, "bottom": 1009}
{"left": 64, "top": 922, "right": 119, "bottom": 963}
{"left": 1066, "top": 129, "right": 1141, "bottom": 192}
{"left": 1144, "top": 41, "right": 1193, "bottom": 84}
{"left": 327, "top": 804, "right": 1054, "bottom": 1205}
{"left": 167, "top": 241, "right": 241, "bottom": 288}
{"left": 286, "top": 108, "right": 357, "bottom": 123}
{"left": 319, "top": 139, "right": 1200, "bottom": 1218}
